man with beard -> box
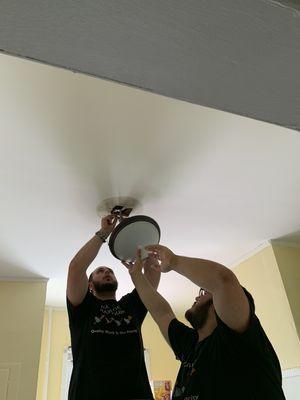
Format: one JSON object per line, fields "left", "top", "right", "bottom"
{"left": 66, "top": 215, "right": 160, "bottom": 400}
{"left": 126, "top": 245, "right": 285, "bottom": 400}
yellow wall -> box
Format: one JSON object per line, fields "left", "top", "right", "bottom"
{"left": 142, "top": 312, "right": 182, "bottom": 385}
{"left": 36, "top": 308, "right": 70, "bottom": 400}
{"left": 233, "top": 245, "right": 300, "bottom": 369}
{"left": 0, "top": 280, "right": 47, "bottom": 400}
{"left": 36, "top": 310, "right": 49, "bottom": 400}
{"left": 272, "top": 244, "right": 300, "bottom": 339}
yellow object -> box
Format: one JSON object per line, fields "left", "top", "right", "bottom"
{"left": 153, "top": 380, "right": 172, "bottom": 400}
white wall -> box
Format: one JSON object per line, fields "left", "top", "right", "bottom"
{"left": 283, "top": 369, "right": 300, "bottom": 400}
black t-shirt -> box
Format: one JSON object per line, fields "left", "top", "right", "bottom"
{"left": 168, "top": 295, "right": 286, "bottom": 400}
{"left": 67, "top": 289, "right": 153, "bottom": 400}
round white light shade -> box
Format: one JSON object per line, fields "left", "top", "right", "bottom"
{"left": 109, "top": 215, "right": 160, "bottom": 262}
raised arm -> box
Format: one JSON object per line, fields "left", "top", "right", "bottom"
{"left": 142, "top": 254, "right": 161, "bottom": 290}
{"left": 67, "top": 215, "right": 117, "bottom": 306}
{"left": 146, "top": 245, "right": 250, "bottom": 333}
{"left": 126, "top": 251, "right": 175, "bottom": 345}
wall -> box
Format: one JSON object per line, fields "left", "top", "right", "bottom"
{"left": 141, "top": 312, "right": 182, "bottom": 385}
{"left": 233, "top": 245, "right": 300, "bottom": 369}
{"left": 36, "top": 310, "right": 49, "bottom": 400}
{"left": 272, "top": 244, "right": 300, "bottom": 339}
{"left": 0, "top": 280, "right": 47, "bottom": 400}
{"left": 36, "top": 309, "right": 70, "bottom": 400}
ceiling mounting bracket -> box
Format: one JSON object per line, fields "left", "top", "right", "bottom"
{"left": 110, "top": 205, "right": 133, "bottom": 221}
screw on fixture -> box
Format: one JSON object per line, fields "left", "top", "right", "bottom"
{"left": 110, "top": 205, "right": 133, "bottom": 221}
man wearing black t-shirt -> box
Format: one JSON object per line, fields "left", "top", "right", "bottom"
{"left": 127, "top": 245, "right": 286, "bottom": 400}
{"left": 66, "top": 215, "right": 160, "bottom": 400}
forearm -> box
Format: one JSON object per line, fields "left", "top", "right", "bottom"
{"left": 144, "top": 268, "right": 161, "bottom": 290}
{"left": 69, "top": 235, "right": 104, "bottom": 272}
{"left": 172, "top": 255, "right": 231, "bottom": 293}
{"left": 131, "top": 273, "right": 172, "bottom": 321}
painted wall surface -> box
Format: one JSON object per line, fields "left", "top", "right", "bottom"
{"left": 0, "top": 280, "right": 47, "bottom": 400}
{"left": 273, "top": 244, "right": 300, "bottom": 339}
{"left": 37, "top": 309, "right": 70, "bottom": 400}
{"left": 233, "top": 245, "right": 300, "bottom": 369}
{"left": 141, "top": 312, "right": 181, "bottom": 385}
{"left": 36, "top": 310, "right": 49, "bottom": 400}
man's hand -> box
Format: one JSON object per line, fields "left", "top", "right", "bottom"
{"left": 122, "top": 249, "right": 161, "bottom": 289}
{"left": 122, "top": 250, "right": 160, "bottom": 274}
{"left": 143, "top": 254, "right": 160, "bottom": 273}
{"left": 145, "top": 244, "right": 177, "bottom": 273}
{"left": 142, "top": 253, "right": 161, "bottom": 290}
{"left": 122, "top": 248, "right": 143, "bottom": 277}
{"left": 124, "top": 248, "right": 175, "bottom": 346}
{"left": 100, "top": 214, "right": 118, "bottom": 238}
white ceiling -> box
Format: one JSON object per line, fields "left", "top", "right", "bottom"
{"left": 1, "top": 54, "right": 300, "bottom": 308}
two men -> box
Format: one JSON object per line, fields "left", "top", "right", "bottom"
{"left": 67, "top": 215, "right": 285, "bottom": 399}
{"left": 127, "top": 245, "right": 286, "bottom": 399}
{"left": 67, "top": 215, "right": 159, "bottom": 399}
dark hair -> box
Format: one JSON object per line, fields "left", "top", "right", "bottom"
{"left": 88, "top": 272, "right": 93, "bottom": 283}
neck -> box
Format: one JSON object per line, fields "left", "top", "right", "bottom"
{"left": 197, "top": 312, "right": 217, "bottom": 342}
{"left": 93, "top": 291, "right": 116, "bottom": 301}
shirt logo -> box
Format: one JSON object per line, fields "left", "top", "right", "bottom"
{"left": 90, "top": 304, "right": 137, "bottom": 335}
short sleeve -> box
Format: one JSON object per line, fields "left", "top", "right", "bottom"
{"left": 119, "top": 289, "right": 148, "bottom": 325}
{"left": 66, "top": 290, "right": 92, "bottom": 324}
{"left": 215, "top": 289, "right": 268, "bottom": 353}
{"left": 168, "top": 318, "right": 198, "bottom": 361}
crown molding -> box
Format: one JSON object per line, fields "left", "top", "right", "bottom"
{"left": 271, "top": 239, "right": 300, "bottom": 249}
{"left": 0, "top": 276, "right": 48, "bottom": 282}
{"left": 230, "top": 241, "right": 271, "bottom": 269}
{"left": 282, "top": 367, "right": 300, "bottom": 378}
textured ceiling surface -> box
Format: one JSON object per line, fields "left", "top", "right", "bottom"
{"left": 0, "top": 0, "right": 300, "bottom": 131}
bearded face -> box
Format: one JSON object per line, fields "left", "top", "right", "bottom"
{"left": 89, "top": 266, "right": 118, "bottom": 295}
{"left": 185, "top": 289, "right": 213, "bottom": 330}
{"left": 92, "top": 280, "right": 118, "bottom": 293}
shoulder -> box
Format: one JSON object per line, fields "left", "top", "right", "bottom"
{"left": 119, "top": 289, "right": 141, "bottom": 306}
{"left": 168, "top": 318, "right": 198, "bottom": 361}
{"left": 67, "top": 290, "right": 94, "bottom": 319}
{"left": 215, "top": 291, "right": 269, "bottom": 350}
{"left": 168, "top": 318, "right": 197, "bottom": 339}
